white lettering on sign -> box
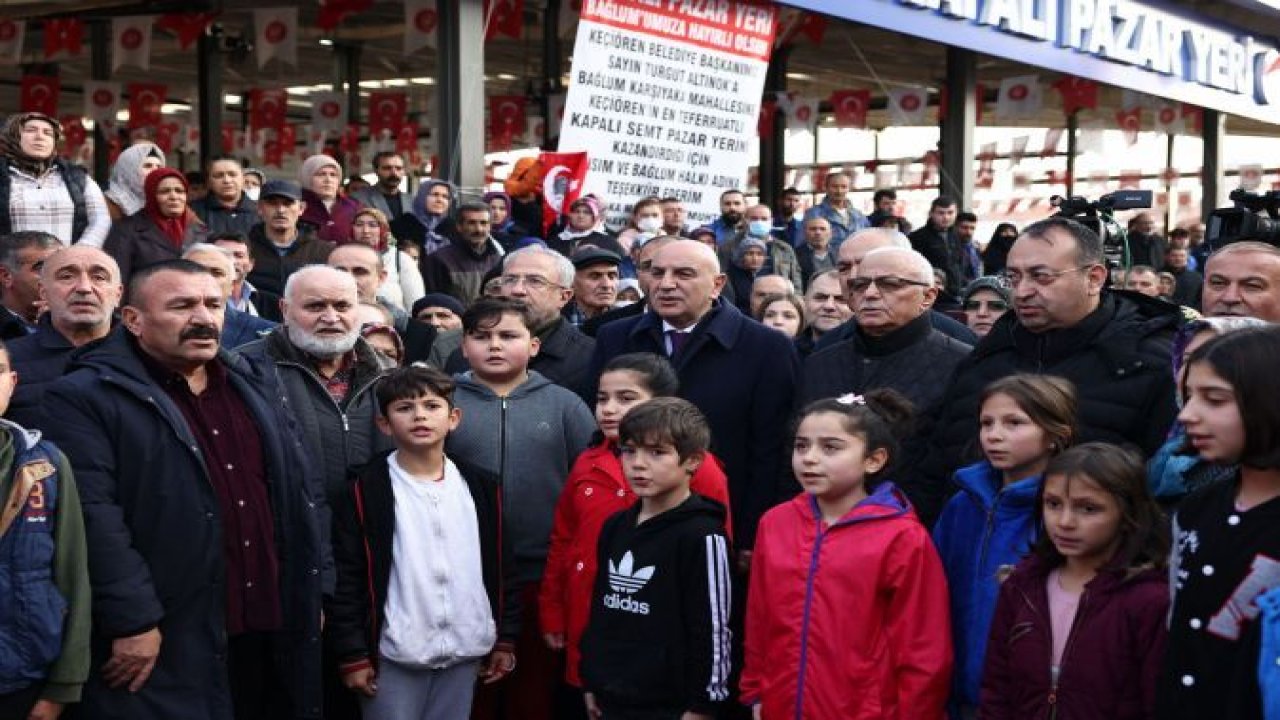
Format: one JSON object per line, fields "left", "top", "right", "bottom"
{"left": 898, "top": 0, "right": 1278, "bottom": 104}
{"left": 561, "top": 0, "right": 776, "bottom": 227}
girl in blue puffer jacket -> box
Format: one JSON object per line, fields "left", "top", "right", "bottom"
{"left": 932, "top": 374, "right": 1078, "bottom": 719}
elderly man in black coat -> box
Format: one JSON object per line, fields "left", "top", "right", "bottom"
{"left": 591, "top": 239, "right": 799, "bottom": 551}
{"left": 42, "top": 260, "right": 329, "bottom": 720}
{"left": 798, "top": 246, "right": 971, "bottom": 413}
{"left": 909, "top": 217, "right": 1181, "bottom": 525}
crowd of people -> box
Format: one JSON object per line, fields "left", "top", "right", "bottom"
{"left": 3, "top": 108, "right": 1280, "bottom": 720}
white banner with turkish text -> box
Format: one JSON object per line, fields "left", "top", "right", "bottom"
{"left": 557, "top": 0, "right": 777, "bottom": 228}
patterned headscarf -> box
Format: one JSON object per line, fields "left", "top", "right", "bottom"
{"left": 0, "top": 112, "right": 63, "bottom": 176}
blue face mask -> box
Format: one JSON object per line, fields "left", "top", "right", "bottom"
{"left": 747, "top": 220, "right": 772, "bottom": 237}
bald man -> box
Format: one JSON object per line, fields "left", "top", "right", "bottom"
{"left": 591, "top": 239, "right": 799, "bottom": 550}
{"left": 184, "top": 243, "right": 277, "bottom": 349}
{"left": 817, "top": 229, "right": 977, "bottom": 350}
{"left": 7, "top": 245, "right": 123, "bottom": 428}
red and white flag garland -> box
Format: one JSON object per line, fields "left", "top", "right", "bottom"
{"left": 112, "top": 16, "right": 154, "bottom": 72}
{"left": 995, "top": 75, "right": 1042, "bottom": 122}
{"left": 20, "top": 74, "right": 60, "bottom": 116}
{"left": 829, "top": 89, "right": 869, "bottom": 129}
{"left": 403, "top": 0, "right": 438, "bottom": 55}
{"left": 254, "top": 8, "right": 297, "bottom": 68}
{"left": 0, "top": 20, "right": 25, "bottom": 65}
{"left": 83, "top": 81, "right": 121, "bottom": 128}
{"left": 888, "top": 88, "right": 928, "bottom": 125}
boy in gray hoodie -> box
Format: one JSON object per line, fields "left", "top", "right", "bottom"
{"left": 446, "top": 297, "right": 595, "bottom": 720}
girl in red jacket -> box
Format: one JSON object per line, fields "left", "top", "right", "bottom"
{"left": 742, "top": 390, "right": 953, "bottom": 720}
{"left": 539, "top": 353, "right": 730, "bottom": 691}
{"left": 980, "top": 443, "right": 1169, "bottom": 719}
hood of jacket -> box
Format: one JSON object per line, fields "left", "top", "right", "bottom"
{"left": 792, "top": 480, "right": 913, "bottom": 526}
{"left": 454, "top": 368, "right": 555, "bottom": 400}
{"left": 953, "top": 460, "right": 1040, "bottom": 513}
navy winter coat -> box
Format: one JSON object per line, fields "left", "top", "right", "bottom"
{"left": 42, "top": 329, "right": 330, "bottom": 719}
{"left": 591, "top": 300, "right": 798, "bottom": 547}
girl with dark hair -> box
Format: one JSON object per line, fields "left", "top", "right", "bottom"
{"left": 980, "top": 443, "right": 1169, "bottom": 719}
{"left": 742, "top": 390, "right": 953, "bottom": 719}
{"left": 539, "top": 352, "right": 730, "bottom": 712}
{"left": 1158, "top": 327, "right": 1280, "bottom": 720}
{"left": 933, "top": 374, "right": 1078, "bottom": 717}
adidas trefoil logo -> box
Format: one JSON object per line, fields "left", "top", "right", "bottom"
{"left": 605, "top": 551, "right": 654, "bottom": 615}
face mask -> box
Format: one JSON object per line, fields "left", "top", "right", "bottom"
{"left": 747, "top": 220, "right": 772, "bottom": 237}
{"left": 637, "top": 216, "right": 662, "bottom": 233}
{"left": 244, "top": 187, "right": 260, "bottom": 201}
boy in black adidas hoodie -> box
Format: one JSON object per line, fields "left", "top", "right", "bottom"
{"left": 580, "top": 398, "right": 732, "bottom": 720}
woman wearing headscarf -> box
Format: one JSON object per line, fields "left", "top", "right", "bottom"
{"left": 0, "top": 112, "right": 111, "bottom": 246}
{"left": 548, "top": 195, "right": 624, "bottom": 258}
{"left": 981, "top": 222, "right": 1019, "bottom": 275}
{"left": 104, "top": 168, "right": 211, "bottom": 282}
{"left": 390, "top": 178, "right": 461, "bottom": 256}
{"left": 483, "top": 190, "right": 528, "bottom": 252}
{"left": 297, "top": 153, "right": 361, "bottom": 245}
{"left": 350, "top": 206, "right": 426, "bottom": 310}
{"left": 104, "top": 142, "right": 165, "bottom": 220}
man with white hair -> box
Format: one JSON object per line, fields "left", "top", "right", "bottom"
{"left": 818, "top": 228, "right": 977, "bottom": 350}
{"left": 798, "top": 247, "right": 971, "bottom": 418}
{"left": 183, "top": 243, "right": 276, "bottom": 348}
{"left": 237, "top": 265, "right": 393, "bottom": 503}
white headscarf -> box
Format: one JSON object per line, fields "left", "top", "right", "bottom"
{"left": 105, "top": 143, "right": 165, "bottom": 216}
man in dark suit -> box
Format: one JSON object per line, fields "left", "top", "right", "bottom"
{"left": 591, "top": 240, "right": 798, "bottom": 552}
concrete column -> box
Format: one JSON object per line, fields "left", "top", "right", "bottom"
{"left": 196, "top": 30, "right": 223, "bottom": 172}
{"left": 938, "top": 46, "right": 975, "bottom": 207}
{"left": 1201, "top": 108, "right": 1224, "bottom": 220}
{"left": 436, "top": 0, "right": 486, "bottom": 192}
{"left": 758, "top": 45, "right": 790, "bottom": 208}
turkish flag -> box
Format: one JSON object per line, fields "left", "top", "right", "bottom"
{"left": 1051, "top": 76, "right": 1098, "bottom": 117}
{"left": 112, "top": 16, "right": 154, "bottom": 72}
{"left": 156, "top": 13, "right": 217, "bottom": 50}
{"left": 1115, "top": 107, "right": 1142, "bottom": 146}
{"left": 318, "top": 0, "right": 373, "bottom": 31}
{"left": 0, "top": 20, "right": 25, "bottom": 65}
{"left": 757, "top": 99, "right": 777, "bottom": 136}
{"left": 777, "top": 93, "right": 816, "bottom": 132}
{"left": 340, "top": 123, "right": 362, "bottom": 153}
{"left": 126, "top": 82, "right": 166, "bottom": 129}
{"left": 20, "top": 75, "right": 60, "bottom": 116}
{"left": 1154, "top": 104, "right": 1185, "bottom": 135}
{"left": 404, "top": 0, "right": 438, "bottom": 55}
{"left": 483, "top": 0, "right": 523, "bottom": 40}
{"left": 280, "top": 124, "right": 299, "bottom": 157}
{"left": 61, "top": 116, "right": 86, "bottom": 157}
{"left": 368, "top": 92, "right": 407, "bottom": 138}
{"left": 778, "top": 9, "right": 826, "bottom": 46}
{"left": 263, "top": 139, "right": 284, "bottom": 167}
{"left": 396, "top": 123, "right": 419, "bottom": 155}
{"left": 43, "top": 18, "right": 83, "bottom": 59}
{"left": 888, "top": 88, "right": 928, "bottom": 125}
{"left": 248, "top": 88, "right": 288, "bottom": 133}
{"left": 489, "top": 95, "right": 526, "bottom": 149}
{"left": 829, "top": 89, "right": 869, "bottom": 129}
{"left": 221, "top": 125, "right": 236, "bottom": 154}
{"left": 155, "top": 122, "right": 179, "bottom": 153}
{"left": 996, "top": 75, "right": 1043, "bottom": 121}
{"left": 538, "top": 150, "right": 589, "bottom": 233}
{"left": 1181, "top": 104, "right": 1204, "bottom": 132}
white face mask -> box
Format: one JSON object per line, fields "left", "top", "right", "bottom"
{"left": 244, "top": 187, "right": 261, "bottom": 201}
{"left": 637, "top": 216, "right": 662, "bottom": 233}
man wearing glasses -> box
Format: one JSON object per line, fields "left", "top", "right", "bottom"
{"left": 908, "top": 217, "right": 1181, "bottom": 525}
{"left": 798, "top": 247, "right": 971, "bottom": 425}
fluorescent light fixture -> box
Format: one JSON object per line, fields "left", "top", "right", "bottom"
{"left": 319, "top": 38, "right": 334, "bottom": 46}
{"left": 786, "top": 72, "right": 812, "bottom": 80}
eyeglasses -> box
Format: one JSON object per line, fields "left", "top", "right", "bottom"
{"left": 848, "top": 275, "right": 933, "bottom": 293}
{"left": 498, "top": 274, "right": 562, "bottom": 291}
{"left": 963, "top": 299, "right": 1009, "bottom": 312}
{"left": 996, "top": 265, "right": 1093, "bottom": 287}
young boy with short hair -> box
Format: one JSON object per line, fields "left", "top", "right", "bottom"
{"left": 328, "top": 364, "right": 520, "bottom": 720}
{"left": 445, "top": 297, "right": 597, "bottom": 716}
{"left": 580, "top": 397, "right": 732, "bottom": 720}
{"left": 0, "top": 339, "right": 91, "bottom": 719}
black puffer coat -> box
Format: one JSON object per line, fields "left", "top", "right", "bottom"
{"left": 907, "top": 291, "right": 1182, "bottom": 525}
